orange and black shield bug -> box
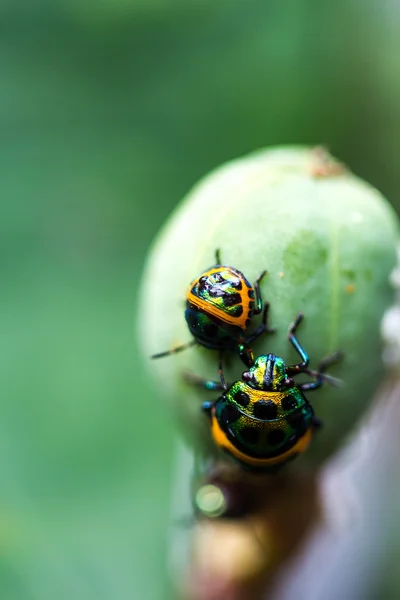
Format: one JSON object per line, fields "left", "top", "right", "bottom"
{"left": 152, "top": 249, "right": 274, "bottom": 367}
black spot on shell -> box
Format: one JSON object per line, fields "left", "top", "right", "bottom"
{"left": 223, "top": 293, "right": 242, "bottom": 307}
{"left": 231, "top": 279, "right": 242, "bottom": 290}
{"left": 286, "top": 411, "right": 305, "bottom": 430}
{"left": 199, "top": 276, "right": 208, "bottom": 287}
{"left": 210, "top": 315, "right": 224, "bottom": 328}
{"left": 268, "top": 429, "right": 285, "bottom": 446}
{"left": 186, "top": 311, "right": 198, "bottom": 327}
{"left": 232, "top": 305, "right": 243, "bottom": 317}
{"left": 240, "top": 427, "right": 260, "bottom": 445}
{"left": 234, "top": 390, "right": 250, "bottom": 407}
{"left": 248, "top": 289, "right": 255, "bottom": 299}
{"left": 282, "top": 395, "right": 298, "bottom": 412}
{"left": 245, "top": 319, "right": 251, "bottom": 328}
{"left": 248, "top": 301, "right": 255, "bottom": 311}
{"left": 253, "top": 400, "right": 278, "bottom": 420}
{"left": 221, "top": 404, "right": 241, "bottom": 426}
{"left": 203, "top": 323, "right": 218, "bottom": 338}
{"left": 185, "top": 307, "right": 199, "bottom": 329}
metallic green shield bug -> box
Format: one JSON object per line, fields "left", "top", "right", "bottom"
{"left": 186, "top": 313, "right": 342, "bottom": 471}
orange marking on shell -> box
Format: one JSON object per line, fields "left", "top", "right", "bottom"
{"left": 210, "top": 411, "right": 312, "bottom": 468}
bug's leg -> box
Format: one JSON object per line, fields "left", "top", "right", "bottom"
{"left": 299, "top": 351, "right": 344, "bottom": 391}
{"left": 246, "top": 302, "right": 276, "bottom": 344}
{"left": 252, "top": 270, "right": 267, "bottom": 315}
{"left": 299, "top": 378, "right": 323, "bottom": 392}
{"left": 151, "top": 340, "right": 196, "bottom": 359}
{"left": 238, "top": 342, "right": 255, "bottom": 368}
{"left": 286, "top": 312, "right": 309, "bottom": 374}
{"left": 215, "top": 248, "right": 222, "bottom": 265}
{"left": 217, "top": 351, "right": 228, "bottom": 389}
{"left": 240, "top": 303, "right": 276, "bottom": 367}
{"left": 183, "top": 372, "right": 227, "bottom": 391}
{"left": 318, "top": 351, "right": 344, "bottom": 371}
{"left": 202, "top": 400, "right": 215, "bottom": 420}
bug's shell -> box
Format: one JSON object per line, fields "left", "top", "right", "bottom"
{"left": 185, "top": 265, "right": 256, "bottom": 350}
{"left": 210, "top": 381, "right": 314, "bottom": 470}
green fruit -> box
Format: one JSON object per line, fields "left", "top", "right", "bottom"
{"left": 139, "top": 146, "right": 399, "bottom": 467}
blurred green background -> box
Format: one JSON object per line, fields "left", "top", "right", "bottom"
{"left": 1, "top": 1, "right": 400, "bottom": 598}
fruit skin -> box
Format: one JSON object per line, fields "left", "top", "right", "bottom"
{"left": 139, "top": 146, "right": 400, "bottom": 467}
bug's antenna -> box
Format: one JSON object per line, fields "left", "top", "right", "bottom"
{"left": 304, "top": 368, "right": 343, "bottom": 387}
{"left": 151, "top": 340, "right": 196, "bottom": 359}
